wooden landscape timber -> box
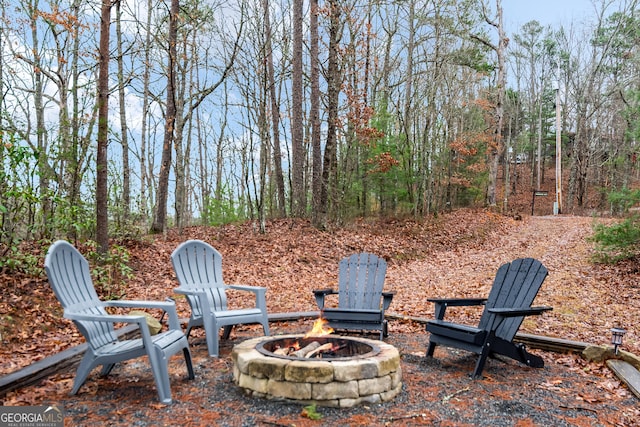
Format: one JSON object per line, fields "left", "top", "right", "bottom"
{"left": 7, "top": 311, "right": 638, "bottom": 400}
{"left": 607, "top": 359, "right": 640, "bottom": 399}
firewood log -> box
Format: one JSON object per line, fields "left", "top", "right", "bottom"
{"left": 305, "top": 343, "right": 333, "bottom": 358}
{"left": 290, "top": 341, "right": 321, "bottom": 358}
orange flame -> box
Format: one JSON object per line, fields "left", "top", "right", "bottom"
{"left": 304, "top": 317, "right": 334, "bottom": 338}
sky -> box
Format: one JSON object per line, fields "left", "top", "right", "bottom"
{"left": 502, "top": 0, "right": 596, "bottom": 31}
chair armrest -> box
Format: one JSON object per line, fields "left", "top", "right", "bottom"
{"left": 65, "top": 311, "right": 158, "bottom": 346}
{"left": 228, "top": 284, "right": 266, "bottom": 295}
{"left": 106, "top": 299, "right": 181, "bottom": 330}
{"left": 427, "top": 297, "right": 487, "bottom": 306}
{"left": 174, "top": 287, "right": 212, "bottom": 319}
{"left": 313, "top": 288, "right": 337, "bottom": 296}
{"left": 488, "top": 306, "right": 553, "bottom": 317}
{"left": 65, "top": 311, "right": 148, "bottom": 324}
{"left": 227, "top": 284, "right": 267, "bottom": 312}
{"left": 313, "top": 288, "right": 337, "bottom": 309}
{"left": 428, "top": 297, "right": 487, "bottom": 321}
{"left": 382, "top": 292, "right": 395, "bottom": 311}
{"left": 173, "top": 286, "right": 206, "bottom": 296}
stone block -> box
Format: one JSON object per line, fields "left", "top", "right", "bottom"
{"left": 390, "top": 366, "right": 402, "bottom": 388}
{"left": 333, "top": 360, "right": 378, "bottom": 381}
{"left": 267, "top": 379, "right": 312, "bottom": 400}
{"left": 339, "top": 392, "right": 381, "bottom": 408}
{"left": 285, "top": 360, "right": 334, "bottom": 383}
{"left": 359, "top": 375, "right": 391, "bottom": 396}
{"left": 238, "top": 373, "right": 268, "bottom": 394}
{"left": 233, "top": 347, "right": 262, "bottom": 374}
{"left": 248, "top": 356, "right": 287, "bottom": 380}
{"left": 312, "top": 380, "right": 359, "bottom": 400}
{"left": 374, "top": 345, "right": 400, "bottom": 376}
{"left": 380, "top": 382, "right": 402, "bottom": 401}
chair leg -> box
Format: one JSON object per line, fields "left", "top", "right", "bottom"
{"left": 472, "top": 343, "right": 492, "bottom": 379}
{"left": 426, "top": 341, "right": 437, "bottom": 357}
{"left": 71, "top": 353, "right": 98, "bottom": 395}
{"left": 100, "top": 363, "right": 116, "bottom": 377}
{"left": 150, "top": 346, "right": 172, "bottom": 404}
{"left": 222, "top": 325, "right": 233, "bottom": 340}
{"left": 262, "top": 318, "right": 270, "bottom": 336}
{"left": 205, "top": 325, "right": 220, "bottom": 357}
{"left": 183, "top": 346, "right": 195, "bottom": 380}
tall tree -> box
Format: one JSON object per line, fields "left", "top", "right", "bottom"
{"left": 262, "top": 0, "right": 286, "bottom": 217}
{"left": 319, "top": 0, "right": 343, "bottom": 225}
{"left": 473, "top": 0, "right": 507, "bottom": 207}
{"left": 310, "top": 0, "right": 322, "bottom": 227}
{"left": 291, "top": 0, "right": 305, "bottom": 217}
{"left": 151, "top": 0, "right": 179, "bottom": 233}
{"left": 96, "top": 0, "right": 112, "bottom": 253}
{"left": 115, "top": 0, "right": 130, "bottom": 219}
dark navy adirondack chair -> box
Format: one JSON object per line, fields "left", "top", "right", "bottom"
{"left": 171, "top": 240, "right": 270, "bottom": 357}
{"left": 44, "top": 240, "right": 194, "bottom": 404}
{"left": 425, "top": 257, "right": 552, "bottom": 378}
{"left": 313, "top": 253, "right": 395, "bottom": 339}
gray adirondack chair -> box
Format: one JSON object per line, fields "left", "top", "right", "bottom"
{"left": 171, "top": 240, "right": 270, "bottom": 357}
{"left": 426, "top": 257, "right": 552, "bottom": 378}
{"left": 44, "top": 240, "right": 194, "bottom": 404}
{"left": 313, "top": 253, "right": 395, "bottom": 340}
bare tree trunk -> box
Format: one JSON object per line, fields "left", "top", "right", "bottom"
{"left": 172, "top": 35, "right": 189, "bottom": 231}
{"left": 263, "top": 0, "right": 286, "bottom": 217}
{"left": 138, "top": 0, "right": 152, "bottom": 227}
{"left": 320, "top": 0, "right": 342, "bottom": 225}
{"left": 27, "top": 0, "right": 52, "bottom": 238}
{"left": 115, "top": 0, "right": 130, "bottom": 218}
{"left": 310, "top": 0, "right": 322, "bottom": 227}
{"left": 215, "top": 83, "right": 229, "bottom": 204}
{"left": 96, "top": 0, "right": 111, "bottom": 254}
{"left": 151, "top": 0, "right": 179, "bottom": 234}
{"left": 291, "top": 0, "right": 305, "bottom": 217}
{"left": 475, "top": 0, "right": 506, "bottom": 207}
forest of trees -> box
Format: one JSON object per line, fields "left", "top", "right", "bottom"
{"left": 1, "top": 0, "right": 639, "bottom": 256}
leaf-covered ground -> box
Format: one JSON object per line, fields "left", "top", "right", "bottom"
{"left": 1, "top": 210, "right": 639, "bottom": 425}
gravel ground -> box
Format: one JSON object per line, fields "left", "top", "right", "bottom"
{"left": 7, "top": 320, "right": 638, "bottom": 427}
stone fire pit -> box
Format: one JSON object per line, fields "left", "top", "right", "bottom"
{"left": 231, "top": 335, "right": 402, "bottom": 408}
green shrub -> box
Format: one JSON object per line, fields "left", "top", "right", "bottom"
{"left": 590, "top": 188, "right": 640, "bottom": 263}
{"left": 0, "top": 243, "right": 42, "bottom": 276}
{"left": 591, "top": 217, "right": 640, "bottom": 263}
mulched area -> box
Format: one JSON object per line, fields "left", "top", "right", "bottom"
{"left": 4, "top": 319, "right": 638, "bottom": 427}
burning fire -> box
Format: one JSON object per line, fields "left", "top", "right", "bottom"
{"left": 271, "top": 317, "right": 336, "bottom": 358}
{"left": 304, "top": 317, "right": 334, "bottom": 338}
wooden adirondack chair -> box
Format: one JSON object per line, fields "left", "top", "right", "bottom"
{"left": 171, "top": 240, "right": 270, "bottom": 357}
{"left": 425, "top": 257, "right": 552, "bottom": 378}
{"left": 313, "top": 253, "right": 395, "bottom": 340}
{"left": 44, "top": 240, "right": 194, "bottom": 404}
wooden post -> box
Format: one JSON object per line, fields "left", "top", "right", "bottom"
{"left": 555, "top": 78, "right": 563, "bottom": 214}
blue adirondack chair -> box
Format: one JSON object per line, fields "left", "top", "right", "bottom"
{"left": 313, "top": 253, "right": 395, "bottom": 339}
{"left": 426, "top": 257, "right": 552, "bottom": 378}
{"left": 171, "top": 240, "right": 270, "bottom": 357}
{"left": 44, "top": 240, "right": 194, "bottom": 404}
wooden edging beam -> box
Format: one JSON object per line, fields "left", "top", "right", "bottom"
{"left": 606, "top": 359, "right": 640, "bottom": 399}
{"left": 0, "top": 324, "right": 140, "bottom": 398}
{"left": 384, "top": 313, "right": 591, "bottom": 353}
{"left": 0, "top": 311, "right": 609, "bottom": 398}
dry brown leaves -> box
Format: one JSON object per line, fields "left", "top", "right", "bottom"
{"left": 1, "top": 209, "right": 639, "bottom": 375}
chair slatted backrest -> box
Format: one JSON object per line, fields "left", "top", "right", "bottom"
{"left": 44, "top": 240, "right": 119, "bottom": 350}
{"left": 337, "top": 253, "right": 387, "bottom": 310}
{"left": 478, "top": 257, "right": 548, "bottom": 341}
{"left": 171, "top": 240, "right": 229, "bottom": 315}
